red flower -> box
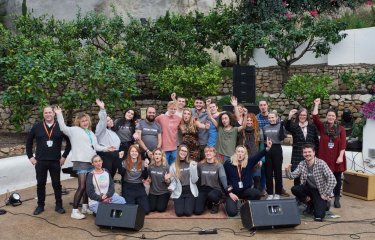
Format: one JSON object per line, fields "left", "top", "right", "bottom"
{"left": 309, "top": 10, "right": 319, "bottom": 17}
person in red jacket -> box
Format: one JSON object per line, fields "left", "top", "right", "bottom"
{"left": 312, "top": 98, "right": 346, "bottom": 208}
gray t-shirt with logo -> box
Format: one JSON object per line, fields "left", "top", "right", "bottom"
{"left": 136, "top": 119, "right": 161, "bottom": 151}
{"left": 148, "top": 164, "right": 170, "bottom": 195}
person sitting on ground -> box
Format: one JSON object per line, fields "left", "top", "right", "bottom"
{"left": 224, "top": 138, "right": 272, "bottom": 217}
{"left": 148, "top": 148, "right": 171, "bottom": 213}
{"left": 195, "top": 146, "right": 228, "bottom": 215}
{"left": 285, "top": 143, "right": 336, "bottom": 222}
{"left": 86, "top": 155, "right": 126, "bottom": 214}
{"left": 168, "top": 145, "right": 199, "bottom": 217}
{"left": 120, "top": 144, "right": 150, "bottom": 214}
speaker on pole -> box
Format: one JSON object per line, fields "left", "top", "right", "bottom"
{"left": 95, "top": 203, "right": 145, "bottom": 231}
{"left": 240, "top": 199, "right": 300, "bottom": 230}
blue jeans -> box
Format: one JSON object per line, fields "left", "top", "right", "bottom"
{"left": 165, "top": 150, "right": 177, "bottom": 165}
{"left": 89, "top": 193, "right": 126, "bottom": 214}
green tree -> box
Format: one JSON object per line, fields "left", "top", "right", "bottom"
{"left": 0, "top": 13, "right": 139, "bottom": 130}
{"left": 149, "top": 63, "right": 222, "bottom": 104}
{"left": 283, "top": 74, "right": 334, "bottom": 109}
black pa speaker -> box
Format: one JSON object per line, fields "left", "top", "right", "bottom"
{"left": 95, "top": 203, "right": 145, "bottom": 231}
{"left": 240, "top": 199, "right": 300, "bottom": 230}
{"left": 233, "top": 65, "right": 256, "bottom": 104}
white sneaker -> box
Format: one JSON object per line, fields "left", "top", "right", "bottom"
{"left": 273, "top": 194, "right": 280, "bottom": 200}
{"left": 266, "top": 195, "right": 274, "bottom": 200}
{"left": 71, "top": 209, "right": 85, "bottom": 220}
{"left": 81, "top": 207, "right": 93, "bottom": 215}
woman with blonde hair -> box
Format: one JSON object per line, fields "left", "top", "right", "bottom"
{"left": 120, "top": 144, "right": 150, "bottom": 214}
{"left": 148, "top": 148, "right": 171, "bottom": 213}
{"left": 179, "top": 108, "right": 208, "bottom": 161}
{"left": 168, "top": 145, "right": 199, "bottom": 217}
{"left": 195, "top": 146, "right": 229, "bottom": 215}
{"left": 55, "top": 107, "right": 115, "bottom": 220}
{"left": 224, "top": 139, "right": 272, "bottom": 217}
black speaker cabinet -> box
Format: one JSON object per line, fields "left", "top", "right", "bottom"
{"left": 233, "top": 65, "right": 256, "bottom": 104}
{"left": 240, "top": 199, "right": 301, "bottom": 230}
{"left": 95, "top": 203, "right": 145, "bottom": 231}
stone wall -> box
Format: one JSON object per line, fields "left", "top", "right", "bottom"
{"left": 0, "top": 63, "right": 374, "bottom": 133}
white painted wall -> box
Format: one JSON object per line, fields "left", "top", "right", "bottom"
{"left": 250, "top": 27, "right": 375, "bottom": 67}
{"left": 329, "top": 27, "right": 375, "bottom": 65}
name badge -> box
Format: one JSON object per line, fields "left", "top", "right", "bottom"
{"left": 328, "top": 141, "right": 334, "bottom": 149}
{"left": 238, "top": 181, "right": 243, "bottom": 189}
{"left": 46, "top": 140, "right": 53, "bottom": 147}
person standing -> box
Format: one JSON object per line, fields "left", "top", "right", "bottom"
{"left": 205, "top": 99, "right": 221, "bottom": 147}
{"left": 26, "top": 106, "right": 71, "bottom": 215}
{"left": 285, "top": 144, "right": 336, "bottom": 221}
{"left": 191, "top": 96, "right": 209, "bottom": 161}
{"left": 285, "top": 108, "right": 319, "bottom": 186}
{"left": 156, "top": 101, "right": 181, "bottom": 165}
{"left": 312, "top": 98, "right": 346, "bottom": 208}
{"left": 95, "top": 99, "right": 123, "bottom": 178}
{"left": 133, "top": 106, "right": 162, "bottom": 160}
{"left": 263, "top": 111, "right": 287, "bottom": 200}
{"left": 55, "top": 106, "right": 115, "bottom": 219}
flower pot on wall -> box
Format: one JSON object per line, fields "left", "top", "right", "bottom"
{"left": 362, "top": 119, "right": 375, "bottom": 161}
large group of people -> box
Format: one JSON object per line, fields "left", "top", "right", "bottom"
{"left": 26, "top": 94, "right": 346, "bottom": 222}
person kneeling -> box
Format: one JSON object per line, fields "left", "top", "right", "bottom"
{"left": 224, "top": 138, "right": 272, "bottom": 217}
{"left": 285, "top": 144, "right": 336, "bottom": 222}
{"left": 86, "top": 155, "right": 126, "bottom": 215}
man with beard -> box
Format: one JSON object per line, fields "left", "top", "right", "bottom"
{"left": 134, "top": 106, "right": 162, "bottom": 159}
{"left": 192, "top": 96, "right": 209, "bottom": 161}
{"left": 285, "top": 144, "right": 336, "bottom": 222}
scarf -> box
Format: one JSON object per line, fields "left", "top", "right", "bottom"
{"left": 299, "top": 121, "right": 308, "bottom": 139}
{"left": 324, "top": 121, "right": 340, "bottom": 141}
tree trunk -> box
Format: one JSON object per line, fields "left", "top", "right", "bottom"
{"left": 280, "top": 65, "right": 290, "bottom": 86}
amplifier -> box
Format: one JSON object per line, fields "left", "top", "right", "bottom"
{"left": 343, "top": 170, "right": 375, "bottom": 201}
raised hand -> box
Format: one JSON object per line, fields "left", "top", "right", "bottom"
{"left": 164, "top": 172, "right": 171, "bottom": 182}
{"left": 96, "top": 99, "right": 105, "bottom": 109}
{"left": 54, "top": 106, "right": 62, "bottom": 115}
{"left": 314, "top": 98, "right": 321, "bottom": 106}
{"left": 230, "top": 96, "right": 238, "bottom": 107}
{"left": 288, "top": 109, "right": 298, "bottom": 119}
{"left": 265, "top": 137, "right": 272, "bottom": 151}
{"left": 144, "top": 158, "right": 150, "bottom": 168}
{"left": 171, "top": 92, "right": 176, "bottom": 101}
{"left": 205, "top": 98, "right": 212, "bottom": 107}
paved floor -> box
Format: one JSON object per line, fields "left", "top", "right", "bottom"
{"left": 0, "top": 146, "right": 374, "bottom": 239}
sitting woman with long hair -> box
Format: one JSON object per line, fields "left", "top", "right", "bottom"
{"left": 86, "top": 155, "right": 126, "bottom": 214}
{"left": 148, "top": 148, "right": 171, "bottom": 213}
{"left": 121, "top": 144, "right": 150, "bottom": 214}
{"left": 168, "top": 145, "right": 199, "bottom": 217}
{"left": 224, "top": 138, "right": 272, "bottom": 217}
{"left": 195, "top": 146, "right": 229, "bottom": 215}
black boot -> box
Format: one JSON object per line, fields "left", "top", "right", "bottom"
{"left": 334, "top": 196, "right": 341, "bottom": 208}
{"left": 326, "top": 200, "right": 331, "bottom": 211}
